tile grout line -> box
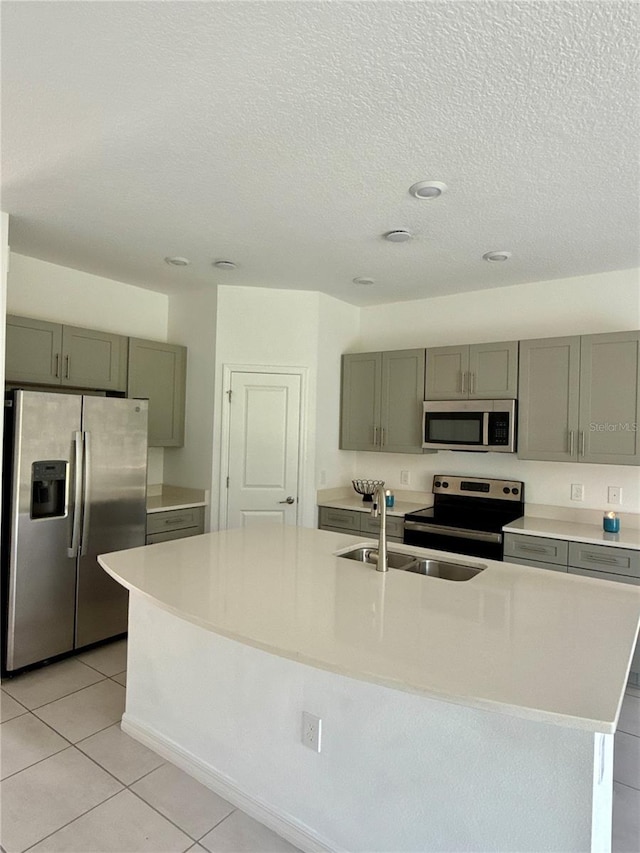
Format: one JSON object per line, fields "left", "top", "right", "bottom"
{"left": 3, "top": 672, "right": 110, "bottom": 712}
{"left": 614, "top": 778, "right": 640, "bottom": 794}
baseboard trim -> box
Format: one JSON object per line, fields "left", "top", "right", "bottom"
{"left": 121, "top": 713, "right": 340, "bottom": 853}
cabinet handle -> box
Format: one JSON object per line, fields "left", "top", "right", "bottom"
{"left": 460, "top": 371, "right": 466, "bottom": 394}
{"left": 64, "top": 355, "right": 70, "bottom": 379}
{"left": 373, "top": 425, "right": 379, "bottom": 446}
{"left": 583, "top": 554, "right": 621, "bottom": 566}
{"left": 568, "top": 430, "right": 575, "bottom": 456}
{"left": 580, "top": 430, "right": 585, "bottom": 457}
{"left": 380, "top": 426, "right": 385, "bottom": 447}
{"left": 519, "top": 544, "right": 549, "bottom": 554}
{"left": 54, "top": 353, "right": 60, "bottom": 378}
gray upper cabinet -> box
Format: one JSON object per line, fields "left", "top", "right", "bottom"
{"left": 340, "top": 349, "right": 425, "bottom": 453}
{"left": 62, "top": 325, "right": 128, "bottom": 392}
{"left": 425, "top": 341, "right": 518, "bottom": 400}
{"left": 6, "top": 315, "right": 63, "bottom": 384}
{"left": 579, "top": 331, "right": 640, "bottom": 465}
{"left": 518, "top": 331, "right": 640, "bottom": 465}
{"left": 127, "top": 338, "right": 187, "bottom": 447}
{"left": 6, "top": 315, "right": 127, "bottom": 392}
{"left": 518, "top": 337, "right": 581, "bottom": 461}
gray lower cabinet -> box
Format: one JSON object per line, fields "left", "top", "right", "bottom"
{"left": 518, "top": 331, "right": 640, "bottom": 465}
{"left": 503, "top": 533, "right": 569, "bottom": 567}
{"left": 425, "top": 341, "right": 518, "bottom": 400}
{"left": 340, "top": 349, "right": 425, "bottom": 453}
{"left": 318, "top": 506, "right": 404, "bottom": 543}
{"left": 6, "top": 315, "right": 128, "bottom": 392}
{"left": 128, "top": 338, "right": 187, "bottom": 447}
{"left": 146, "top": 506, "right": 205, "bottom": 544}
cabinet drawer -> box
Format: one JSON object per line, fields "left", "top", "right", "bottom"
{"left": 146, "top": 526, "right": 202, "bottom": 545}
{"left": 504, "top": 534, "right": 568, "bottom": 566}
{"left": 507, "top": 556, "right": 568, "bottom": 573}
{"left": 318, "top": 507, "right": 361, "bottom": 532}
{"left": 147, "top": 506, "right": 205, "bottom": 535}
{"left": 361, "top": 515, "right": 404, "bottom": 538}
{"left": 568, "top": 543, "right": 640, "bottom": 579}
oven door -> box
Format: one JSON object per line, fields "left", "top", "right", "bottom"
{"left": 403, "top": 520, "right": 503, "bottom": 560}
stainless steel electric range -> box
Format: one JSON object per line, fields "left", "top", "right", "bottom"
{"left": 403, "top": 475, "right": 525, "bottom": 561}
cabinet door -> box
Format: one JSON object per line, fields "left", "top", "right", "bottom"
{"left": 425, "top": 345, "right": 469, "bottom": 399}
{"left": 5, "top": 315, "right": 62, "bottom": 385}
{"left": 340, "top": 353, "right": 381, "bottom": 451}
{"left": 62, "top": 325, "right": 128, "bottom": 391}
{"left": 128, "top": 338, "right": 187, "bottom": 447}
{"left": 468, "top": 341, "right": 518, "bottom": 399}
{"left": 579, "top": 331, "right": 640, "bottom": 465}
{"left": 380, "top": 349, "right": 425, "bottom": 453}
{"left": 517, "top": 337, "right": 580, "bottom": 461}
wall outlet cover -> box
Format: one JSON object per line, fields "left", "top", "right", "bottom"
{"left": 571, "top": 484, "right": 584, "bottom": 502}
{"left": 607, "top": 486, "right": 622, "bottom": 505}
{"left": 400, "top": 470, "right": 410, "bottom": 486}
{"left": 301, "top": 711, "right": 322, "bottom": 753}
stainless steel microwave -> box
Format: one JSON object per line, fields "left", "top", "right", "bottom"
{"left": 422, "top": 399, "right": 517, "bottom": 452}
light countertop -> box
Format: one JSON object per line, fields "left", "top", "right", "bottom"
{"left": 146, "top": 485, "right": 207, "bottom": 514}
{"left": 504, "top": 517, "right": 640, "bottom": 550}
{"left": 99, "top": 525, "right": 640, "bottom": 734}
{"left": 318, "top": 495, "right": 432, "bottom": 517}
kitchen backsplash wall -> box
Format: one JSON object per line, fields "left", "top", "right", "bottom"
{"left": 353, "top": 451, "right": 640, "bottom": 514}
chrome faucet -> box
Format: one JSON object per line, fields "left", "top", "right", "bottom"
{"left": 371, "top": 485, "right": 388, "bottom": 572}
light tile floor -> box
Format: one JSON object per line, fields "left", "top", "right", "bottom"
{"left": 1, "top": 640, "right": 300, "bottom": 853}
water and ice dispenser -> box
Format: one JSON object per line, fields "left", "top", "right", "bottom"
{"left": 31, "top": 460, "right": 67, "bottom": 519}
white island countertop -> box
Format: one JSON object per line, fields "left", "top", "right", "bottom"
{"left": 99, "top": 525, "right": 640, "bottom": 734}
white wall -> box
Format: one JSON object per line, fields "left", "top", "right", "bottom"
{"left": 163, "top": 286, "right": 218, "bottom": 506}
{"left": 7, "top": 254, "right": 169, "bottom": 339}
{"left": 315, "top": 294, "right": 360, "bottom": 490}
{"left": 210, "top": 287, "right": 359, "bottom": 530}
{"left": 6, "top": 253, "right": 170, "bottom": 484}
{"left": 354, "top": 269, "right": 640, "bottom": 513}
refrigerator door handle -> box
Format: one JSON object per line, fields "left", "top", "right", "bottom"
{"left": 68, "top": 431, "right": 84, "bottom": 558}
{"left": 80, "top": 431, "right": 91, "bottom": 557}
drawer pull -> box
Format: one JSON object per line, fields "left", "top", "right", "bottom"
{"left": 166, "top": 516, "right": 187, "bottom": 525}
{"left": 518, "top": 544, "right": 549, "bottom": 554}
{"left": 583, "top": 554, "right": 622, "bottom": 566}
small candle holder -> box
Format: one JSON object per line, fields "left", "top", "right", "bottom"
{"left": 385, "top": 490, "right": 395, "bottom": 508}
{"left": 603, "top": 511, "right": 620, "bottom": 533}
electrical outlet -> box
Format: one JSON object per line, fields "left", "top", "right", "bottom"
{"left": 608, "top": 486, "right": 622, "bottom": 505}
{"left": 400, "top": 470, "right": 410, "bottom": 486}
{"left": 571, "top": 484, "right": 584, "bottom": 502}
{"left": 301, "top": 711, "right": 322, "bottom": 753}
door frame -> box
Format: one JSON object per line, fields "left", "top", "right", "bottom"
{"left": 218, "top": 363, "right": 308, "bottom": 531}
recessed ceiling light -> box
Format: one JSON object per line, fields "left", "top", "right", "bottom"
{"left": 409, "top": 180, "right": 448, "bottom": 199}
{"left": 384, "top": 230, "right": 412, "bottom": 243}
{"left": 483, "top": 251, "right": 512, "bottom": 262}
{"left": 213, "top": 260, "right": 238, "bottom": 270}
{"left": 165, "top": 256, "right": 190, "bottom": 266}
{"left": 353, "top": 277, "right": 375, "bottom": 286}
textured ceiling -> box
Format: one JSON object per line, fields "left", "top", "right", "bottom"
{"left": 2, "top": 1, "right": 639, "bottom": 306}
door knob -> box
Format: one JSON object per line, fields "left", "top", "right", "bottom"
{"left": 279, "top": 496, "right": 295, "bottom": 504}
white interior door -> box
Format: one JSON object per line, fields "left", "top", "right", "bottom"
{"left": 225, "top": 371, "right": 301, "bottom": 529}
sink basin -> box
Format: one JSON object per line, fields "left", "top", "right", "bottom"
{"left": 338, "top": 547, "right": 417, "bottom": 571}
{"left": 337, "top": 548, "right": 486, "bottom": 580}
{"left": 405, "top": 559, "right": 485, "bottom": 581}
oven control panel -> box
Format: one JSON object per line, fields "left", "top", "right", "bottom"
{"left": 432, "top": 476, "right": 524, "bottom": 500}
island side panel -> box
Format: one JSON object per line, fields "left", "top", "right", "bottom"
{"left": 123, "top": 593, "right": 607, "bottom": 853}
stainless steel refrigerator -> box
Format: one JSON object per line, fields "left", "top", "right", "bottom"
{"left": 2, "top": 390, "right": 148, "bottom": 673}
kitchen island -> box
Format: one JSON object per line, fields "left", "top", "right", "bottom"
{"left": 99, "top": 526, "right": 640, "bottom": 853}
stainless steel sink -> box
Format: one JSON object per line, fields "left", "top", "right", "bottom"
{"left": 337, "top": 548, "right": 486, "bottom": 580}
{"left": 405, "top": 559, "right": 485, "bottom": 581}
{"left": 338, "top": 547, "right": 417, "bottom": 571}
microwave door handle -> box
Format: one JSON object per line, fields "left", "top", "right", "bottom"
{"left": 482, "top": 412, "right": 489, "bottom": 446}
